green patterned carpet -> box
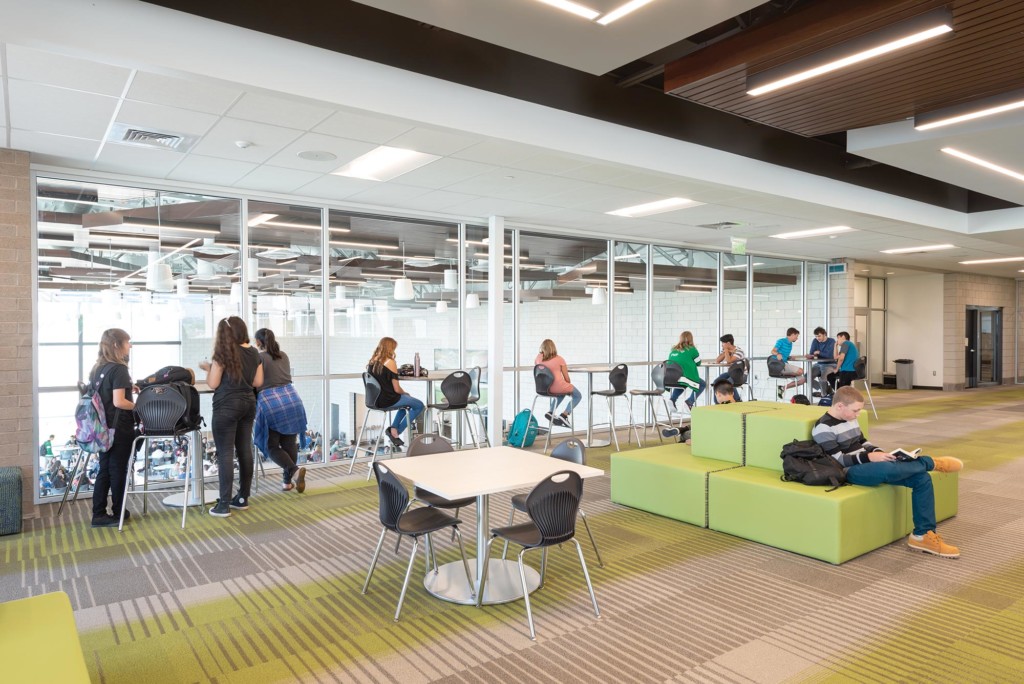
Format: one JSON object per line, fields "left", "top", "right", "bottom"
{"left": 3, "top": 387, "right": 1024, "bottom": 683}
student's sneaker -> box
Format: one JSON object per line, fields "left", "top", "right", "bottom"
{"left": 661, "top": 427, "right": 680, "bottom": 439}
{"left": 295, "top": 466, "right": 307, "bottom": 494}
{"left": 932, "top": 457, "right": 964, "bottom": 473}
{"left": 907, "top": 531, "right": 960, "bottom": 558}
{"left": 209, "top": 502, "right": 231, "bottom": 518}
{"left": 553, "top": 414, "right": 571, "bottom": 428}
{"left": 776, "top": 386, "right": 786, "bottom": 400}
{"left": 229, "top": 495, "right": 250, "bottom": 510}
{"left": 544, "top": 411, "right": 555, "bottom": 423}
{"left": 91, "top": 515, "right": 118, "bottom": 528}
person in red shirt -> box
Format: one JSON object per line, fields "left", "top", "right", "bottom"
{"left": 535, "top": 339, "right": 580, "bottom": 428}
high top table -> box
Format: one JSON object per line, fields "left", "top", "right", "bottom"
{"left": 385, "top": 445, "right": 603, "bottom": 605}
{"left": 162, "top": 381, "right": 214, "bottom": 508}
{"left": 570, "top": 364, "right": 618, "bottom": 447}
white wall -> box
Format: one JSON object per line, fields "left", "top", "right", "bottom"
{"left": 887, "top": 274, "right": 944, "bottom": 387}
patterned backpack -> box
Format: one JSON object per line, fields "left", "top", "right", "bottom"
{"left": 75, "top": 364, "right": 116, "bottom": 454}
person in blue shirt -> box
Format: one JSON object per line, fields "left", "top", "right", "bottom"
{"left": 770, "top": 327, "right": 805, "bottom": 399}
{"left": 808, "top": 327, "right": 837, "bottom": 397}
{"left": 826, "top": 331, "right": 859, "bottom": 390}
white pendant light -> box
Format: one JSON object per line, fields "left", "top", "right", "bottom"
{"left": 443, "top": 269, "right": 458, "bottom": 290}
{"left": 176, "top": 277, "right": 189, "bottom": 297}
{"left": 465, "top": 292, "right": 480, "bottom": 309}
{"left": 333, "top": 284, "right": 346, "bottom": 301}
{"left": 592, "top": 286, "right": 607, "bottom": 305}
{"left": 247, "top": 257, "right": 260, "bottom": 283}
{"left": 393, "top": 240, "right": 414, "bottom": 300}
{"left": 229, "top": 282, "right": 242, "bottom": 306}
{"left": 146, "top": 263, "right": 174, "bottom": 292}
{"left": 435, "top": 300, "right": 448, "bottom": 313}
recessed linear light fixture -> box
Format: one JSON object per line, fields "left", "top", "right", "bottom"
{"left": 247, "top": 213, "right": 278, "bottom": 227}
{"left": 723, "top": 262, "right": 765, "bottom": 269}
{"left": 942, "top": 147, "right": 1024, "bottom": 183}
{"left": 881, "top": 244, "right": 956, "bottom": 254}
{"left": 332, "top": 146, "right": 440, "bottom": 182}
{"left": 960, "top": 257, "right": 1024, "bottom": 265}
{"left": 746, "top": 8, "right": 953, "bottom": 97}
{"left": 261, "top": 220, "right": 351, "bottom": 233}
{"left": 915, "top": 88, "right": 1024, "bottom": 131}
{"left": 597, "top": 0, "right": 656, "bottom": 26}
{"left": 606, "top": 197, "right": 701, "bottom": 218}
{"left": 535, "top": 0, "right": 599, "bottom": 20}
{"left": 771, "top": 226, "right": 854, "bottom": 239}
{"left": 329, "top": 240, "right": 399, "bottom": 250}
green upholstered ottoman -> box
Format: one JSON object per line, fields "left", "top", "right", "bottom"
{"left": 0, "top": 592, "right": 90, "bottom": 683}
{"left": 0, "top": 466, "right": 22, "bottom": 536}
{"left": 707, "top": 466, "right": 909, "bottom": 564}
{"left": 611, "top": 443, "right": 740, "bottom": 527}
{"left": 744, "top": 405, "right": 869, "bottom": 471}
{"left": 690, "top": 402, "right": 780, "bottom": 462}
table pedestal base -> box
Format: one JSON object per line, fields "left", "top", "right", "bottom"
{"left": 424, "top": 559, "right": 540, "bottom": 605}
{"left": 162, "top": 488, "right": 218, "bottom": 508}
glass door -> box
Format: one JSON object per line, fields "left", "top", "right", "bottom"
{"left": 966, "top": 306, "right": 1002, "bottom": 388}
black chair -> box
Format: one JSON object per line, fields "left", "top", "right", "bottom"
{"left": 476, "top": 470, "right": 600, "bottom": 640}
{"left": 629, "top": 363, "right": 676, "bottom": 444}
{"left": 526, "top": 364, "right": 576, "bottom": 453}
{"left": 407, "top": 434, "right": 475, "bottom": 542}
{"left": 350, "top": 372, "right": 413, "bottom": 480}
{"left": 727, "top": 358, "right": 753, "bottom": 401}
{"left": 662, "top": 361, "right": 691, "bottom": 427}
{"left": 426, "top": 371, "right": 482, "bottom": 449}
{"left": 121, "top": 384, "right": 190, "bottom": 531}
{"left": 766, "top": 357, "right": 794, "bottom": 401}
{"left": 854, "top": 356, "right": 878, "bottom": 418}
{"left": 466, "top": 366, "right": 490, "bottom": 447}
{"left": 501, "top": 438, "right": 603, "bottom": 567}
{"left": 590, "top": 364, "right": 640, "bottom": 451}
{"left": 362, "top": 462, "right": 474, "bottom": 622}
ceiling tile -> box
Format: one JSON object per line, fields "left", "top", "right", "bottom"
{"left": 558, "top": 163, "right": 634, "bottom": 183}
{"left": 345, "top": 183, "right": 432, "bottom": 207}
{"left": 384, "top": 127, "right": 481, "bottom": 156}
{"left": 313, "top": 109, "right": 414, "bottom": 143}
{"left": 450, "top": 139, "right": 537, "bottom": 166}
{"left": 115, "top": 100, "right": 219, "bottom": 138}
{"left": 167, "top": 154, "right": 258, "bottom": 185}
{"left": 397, "top": 190, "right": 482, "bottom": 212}
{"left": 263, "top": 132, "right": 377, "bottom": 172}
{"left": 505, "top": 152, "right": 591, "bottom": 175}
{"left": 128, "top": 71, "right": 242, "bottom": 115}
{"left": 7, "top": 81, "right": 117, "bottom": 139}
{"left": 191, "top": 118, "right": 304, "bottom": 163}
{"left": 227, "top": 92, "right": 334, "bottom": 130}
{"left": 608, "top": 171, "right": 679, "bottom": 191}
{"left": 394, "top": 157, "right": 492, "bottom": 189}
{"left": 292, "top": 174, "right": 379, "bottom": 201}
{"left": 92, "top": 143, "right": 186, "bottom": 177}
{"left": 5, "top": 45, "right": 130, "bottom": 96}
{"left": 233, "top": 165, "right": 322, "bottom": 193}
{"left": 9, "top": 129, "right": 100, "bottom": 162}
{"left": 441, "top": 197, "right": 559, "bottom": 219}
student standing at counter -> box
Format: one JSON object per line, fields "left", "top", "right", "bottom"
{"left": 253, "top": 328, "right": 308, "bottom": 493}
{"left": 89, "top": 328, "right": 136, "bottom": 528}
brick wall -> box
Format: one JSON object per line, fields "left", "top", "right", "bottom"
{"left": 943, "top": 273, "right": 1017, "bottom": 391}
{"left": 0, "top": 148, "right": 35, "bottom": 518}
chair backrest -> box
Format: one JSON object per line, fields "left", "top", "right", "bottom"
{"left": 854, "top": 355, "right": 867, "bottom": 381}
{"left": 362, "top": 372, "right": 384, "bottom": 409}
{"left": 550, "top": 438, "right": 586, "bottom": 465}
{"left": 372, "top": 462, "right": 409, "bottom": 531}
{"left": 607, "top": 364, "right": 628, "bottom": 393}
{"left": 439, "top": 371, "right": 472, "bottom": 408}
{"left": 407, "top": 433, "right": 455, "bottom": 456}
{"left": 766, "top": 357, "right": 786, "bottom": 378}
{"left": 663, "top": 361, "right": 683, "bottom": 387}
{"left": 649, "top": 362, "right": 667, "bottom": 391}
{"left": 525, "top": 470, "right": 582, "bottom": 546}
{"left": 728, "top": 359, "right": 747, "bottom": 386}
{"left": 134, "top": 385, "right": 187, "bottom": 436}
{"left": 467, "top": 366, "right": 482, "bottom": 403}
{"left": 533, "top": 364, "right": 556, "bottom": 396}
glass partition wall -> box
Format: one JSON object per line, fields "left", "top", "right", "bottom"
{"left": 33, "top": 174, "right": 830, "bottom": 500}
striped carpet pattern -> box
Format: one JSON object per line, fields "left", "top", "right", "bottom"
{"left": 2, "top": 387, "right": 1024, "bottom": 683}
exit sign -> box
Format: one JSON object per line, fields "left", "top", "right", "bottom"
{"left": 828, "top": 263, "right": 847, "bottom": 275}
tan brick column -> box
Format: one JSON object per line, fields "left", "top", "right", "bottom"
{"left": 0, "top": 148, "right": 35, "bottom": 519}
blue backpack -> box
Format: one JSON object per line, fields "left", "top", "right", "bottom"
{"left": 507, "top": 409, "right": 539, "bottom": 448}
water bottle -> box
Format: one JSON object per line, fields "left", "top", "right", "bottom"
{"left": 413, "top": 352, "right": 421, "bottom": 377}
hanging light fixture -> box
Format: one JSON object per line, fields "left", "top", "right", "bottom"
{"left": 176, "top": 276, "right": 189, "bottom": 297}
{"left": 465, "top": 292, "right": 480, "bottom": 309}
{"left": 443, "top": 268, "right": 458, "bottom": 290}
{"left": 435, "top": 300, "right": 448, "bottom": 313}
{"left": 333, "top": 284, "right": 346, "bottom": 302}
{"left": 592, "top": 286, "right": 607, "bottom": 305}
{"left": 229, "top": 282, "right": 242, "bottom": 306}
{"left": 247, "top": 257, "right": 260, "bottom": 283}
{"left": 393, "top": 240, "right": 414, "bottom": 300}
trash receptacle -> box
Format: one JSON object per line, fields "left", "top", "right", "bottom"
{"left": 894, "top": 359, "right": 913, "bottom": 390}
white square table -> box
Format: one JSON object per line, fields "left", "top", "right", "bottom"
{"left": 384, "top": 445, "right": 603, "bottom": 605}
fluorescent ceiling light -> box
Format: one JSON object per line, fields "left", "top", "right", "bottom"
{"left": 771, "top": 226, "right": 854, "bottom": 239}
{"left": 262, "top": 220, "right": 351, "bottom": 233}
{"left": 122, "top": 221, "right": 220, "bottom": 236}
{"left": 746, "top": 9, "right": 952, "bottom": 96}
{"left": 942, "top": 147, "right": 1024, "bottom": 183}
{"left": 535, "top": 0, "right": 599, "bottom": 20}
{"left": 723, "top": 262, "right": 765, "bottom": 270}
{"left": 597, "top": 0, "right": 656, "bottom": 26}
{"left": 880, "top": 244, "right": 955, "bottom": 254}
{"left": 606, "top": 197, "right": 700, "bottom": 217}
{"left": 329, "top": 240, "right": 399, "bottom": 250}
{"left": 915, "top": 88, "right": 1024, "bottom": 131}
{"left": 331, "top": 146, "right": 440, "bottom": 182}
{"left": 247, "top": 213, "right": 278, "bottom": 227}
{"left": 959, "top": 257, "right": 1024, "bottom": 265}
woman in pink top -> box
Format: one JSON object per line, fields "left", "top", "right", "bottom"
{"left": 535, "top": 339, "right": 581, "bottom": 428}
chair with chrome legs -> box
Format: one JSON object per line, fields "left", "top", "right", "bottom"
{"left": 629, "top": 363, "right": 676, "bottom": 444}
{"left": 525, "top": 364, "right": 575, "bottom": 453}
{"left": 728, "top": 358, "right": 754, "bottom": 401}
{"left": 407, "top": 434, "right": 475, "bottom": 541}
{"left": 590, "top": 364, "right": 640, "bottom": 450}
{"left": 502, "top": 438, "right": 603, "bottom": 567}
{"left": 426, "top": 371, "right": 482, "bottom": 449}
{"left": 466, "top": 366, "right": 490, "bottom": 446}
{"left": 349, "top": 372, "right": 412, "bottom": 480}
{"left": 362, "top": 462, "right": 474, "bottom": 622}
{"left": 477, "top": 469, "right": 600, "bottom": 640}
{"left": 854, "top": 356, "right": 878, "bottom": 418}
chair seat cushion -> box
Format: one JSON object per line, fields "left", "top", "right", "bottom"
{"left": 414, "top": 487, "right": 475, "bottom": 509}
{"left": 629, "top": 389, "right": 663, "bottom": 396}
{"left": 397, "top": 506, "right": 460, "bottom": 535}
{"left": 591, "top": 389, "right": 624, "bottom": 397}
{"left": 491, "top": 521, "right": 543, "bottom": 548}
{"left": 510, "top": 492, "right": 528, "bottom": 511}
{"left": 426, "top": 402, "right": 469, "bottom": 410}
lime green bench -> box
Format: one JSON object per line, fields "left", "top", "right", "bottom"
{"left": 0, "top": 592, "right": 90, "bottom": 683}
{"left": 690, "top": 402, "right": 780, "bottom": 461}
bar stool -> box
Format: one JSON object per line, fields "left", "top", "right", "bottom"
{"left": 727, "top": 358, "right": 754, "bottom": 401}
{"left": 629, "top": 363, "right": 675, "bottom": 444}
{"left": 767, "top": 358, "right": 796, "bottom": 401}
{"left": 350, "top": 372, "right": 413, "bottom": 479}
{"left": 426, "top": 371, "right": 482, "bottom": 449}
{"left": 466, "top": 366, "right": 490, "bottom": 447}
{"left": 526, "top": 364, "right": 575, "bottom": 453}
{"left": 590, "top": 364, "right": 640, "bottom": 451}
{"left": 854, "top": 356, "right": 878, "bottom": 418}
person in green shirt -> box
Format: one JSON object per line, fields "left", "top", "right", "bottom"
{"left": 667, "top": 331, "right": 705, "bottom": 410}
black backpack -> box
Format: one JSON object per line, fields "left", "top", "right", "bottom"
{"left": 137, "top": 365, "right": 195, "bottom": 389}
{"left": 779, "top": 439, "right": 848, "bottom": 491}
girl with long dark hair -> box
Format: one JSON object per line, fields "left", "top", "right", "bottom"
{"left": 366, "top": 337, "right": 423, "bottom": 449}
{"left": 89, "top": 328, "right": 136, "bottom": 527}
{"left": 253, "top": 328, "right": 308, "bottom": 493}
{"left": 200, "top": 316, "right": 263, "bottom": 517}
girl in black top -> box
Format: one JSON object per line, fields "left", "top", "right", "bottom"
{"left": 200, "top": 316, "right": 264, "bottom": 517}
{"left": 89, "top": 328, "right": 136, "bottom": 528}
{"left": 367, "top": 337, "right": 423, "bottom": 450}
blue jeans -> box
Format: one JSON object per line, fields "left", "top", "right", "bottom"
{"left": 670, "top": 378, "right": 706, "bottom": 407}
{"left": 549, "top": 387, "right": 582, "bottom": 415}
{"left": 712, "top": 372, "right": 741, "bottom": 403}
{"left": 389, "top": 394, "right": 424, "bottom": 434}
{"left": 845, "top": 456, "right": 936, "bottom": 536}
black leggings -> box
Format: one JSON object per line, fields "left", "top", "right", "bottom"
{"left": 265, "top": 430, "right": 299, "bottom": 484}
{"left": 211, "top": 397, "right": 257, "bottom": 503}
{"left": 92, "top": 428, "right": 133, "bottom": 519}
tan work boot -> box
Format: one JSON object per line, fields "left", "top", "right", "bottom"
{"left": 932, "top": 457, "right": 964, "bottom": 473}
{"left": 908, "top": 531, "right": 960, "bottom": 558}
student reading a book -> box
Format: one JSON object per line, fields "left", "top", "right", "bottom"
{"left": 811, "top": 386, "right": 965, "bottom": 559}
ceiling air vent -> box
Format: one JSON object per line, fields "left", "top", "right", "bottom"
{"left": 698, "top": 221, "right": 744, "bottom": 231}
{"left": 107, "top": 123, "right": 196, "bottom": 152}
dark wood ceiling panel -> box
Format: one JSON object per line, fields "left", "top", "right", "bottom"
{"left": 665, "top": 0, "right": 1024, "bottom": 137}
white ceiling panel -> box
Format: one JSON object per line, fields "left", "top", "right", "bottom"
{"left": 92, "top": 143, "right": 186, "bottom": 177}
{"left": 233, "top": 166, "right": 322, "bottom": 194}
{"left": 442, "top": 196, "right": 563, "bottom": 219}
{"left": 263, "top": 132, "right": 377, "bottom": 172}
{"left": 7, "top": 80, "right": 117, "bottom": 139}
{"left": 396, "top": 189, "right": 482, "bottom": 212}
{"left": 115, "top": 100, "right": 219, "bottom": 138}
{"left": 384, "top": 126, "right": 481, "bottom": 156}
{"left": 127, "top": 71, "right": 242, "bottom": 115}
{"left": 313, "top": 109, "right": 413, "bottom": 144}
{"left": 9, "top": 129, "right": 100, "bottom": 162}
{"left": 227, "top": 92, "right": 334, "bottom": 130}
{"left": 5, "top": 45, "right": 130, "bottom": 96}
{"left": 293, "top": 174, "right": 379, "bottom": 201}
{"left": 450, "top": 139, "right": 537, "bottom": 166}
{"left": 344, "top": 183, "right": 432, "bottom": 207}
{"left": 191, "top": 118, "right": 303, "bottom": 163}
{"left": 393, "top": 157, "right": 492, "bottom": 190}
{"left": 504, "top": 151, "right": 592, "bottom": 176}
{"left": 167, "top": 154, "right": 258, "bottom": 185}
{"left": 558, "top": 163, "right": 635, "bottom": 184}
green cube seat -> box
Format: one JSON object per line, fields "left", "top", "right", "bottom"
{"left": 744, "top": 405, "right": 869, "bottom": 471}
{"left": 0, "top": 592, "right": 90, "bottom": 683}
{"left": 611, "top": 443, "right": 739, "bottom": 527}
{"left": 690, "top": 402, "right": 780, "bottom": 462}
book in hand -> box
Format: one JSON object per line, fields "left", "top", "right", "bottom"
{"left": 890, "top": 448, "right": 921, "bottom": 462}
